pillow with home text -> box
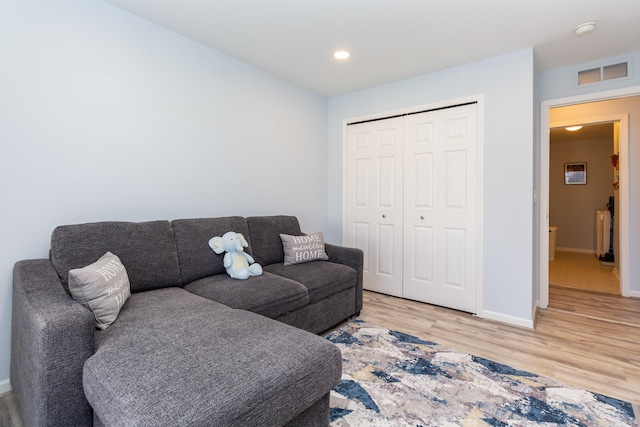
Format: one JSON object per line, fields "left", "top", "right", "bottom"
{"left": 280, "top": 232, "right": 329, "bottom": 266}
{"left": 68, "top": 252, "right": 131, "bottom": 330}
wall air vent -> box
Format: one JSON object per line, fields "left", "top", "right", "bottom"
{"left": 603, "top": 62, "right": 628, "bottom": 80}
{"left": 577, "top": 61, "right": 629, "bottom": 86}
{"left": 577, "top": 67, "right": 601, "bottom": 85}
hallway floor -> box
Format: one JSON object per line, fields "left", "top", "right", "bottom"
{"left": 549, "top": 250, "right": 619, "bottom": 294}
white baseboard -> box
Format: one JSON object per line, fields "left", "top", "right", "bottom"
{"left": 532, "top": 304, "right": 539, "bottom": 329}
{"left": 481, "top": 310, "right": 535, "bottom": 330}
{"left": 627, "top": 289, "right": 640, "bottom": 298}
{"left": 0, "top": 378, "right": 11, "bottom": 395}
{"left": 556, "top": 247, "right": 596, "bottom": 254}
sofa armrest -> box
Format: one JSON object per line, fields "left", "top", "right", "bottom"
{"left": 11, "top": 259, "right": 94, "bottom": 427}
{"left": 324, "top": 243, "right": 364, "bottom": 313}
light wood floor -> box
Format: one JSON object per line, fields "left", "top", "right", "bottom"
{"left": 1, "top": 286, "right": 639, "bottom": 425}
{"left": 360, "top": 286, "right": 640, "bottom": 409}
{"left": 550, "top": 250, "right": 619, "bottom": 294}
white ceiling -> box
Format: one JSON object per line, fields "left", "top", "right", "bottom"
{"left": 104, "top": 0, "right": 640, "bottom": 97}
{"left": 550, "top": 123, "right": 613, "bottom": 143}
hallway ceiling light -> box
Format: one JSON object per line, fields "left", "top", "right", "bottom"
{"left": 334, "top": 50, "right": 350, "bottom": 60}
{"left": 575, "top": 21, "right": 597, "bottom": 36}
{"left": 565, "top": 126, "right": 583, "bottom": 131}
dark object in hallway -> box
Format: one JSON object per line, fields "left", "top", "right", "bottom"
{"left": 599, "top": 196, "right": 615, "bottom": 263}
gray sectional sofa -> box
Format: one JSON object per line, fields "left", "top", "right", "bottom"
{"left": 11, "top": 215, "right": 363, "bottom": 427}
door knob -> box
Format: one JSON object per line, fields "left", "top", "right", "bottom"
{"left": 420, "top": 216, "right": 424, "bottom": 220}
{"left": 382, "top": 214, "right": 386, "bottom": 218}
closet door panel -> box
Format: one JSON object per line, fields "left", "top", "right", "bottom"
{"left": 354, "top": 159, "right": 370, "bottom": 206}
{"left": 377, "top": 156, "right": 396, "bottom": 208}
{"left": 443, "top": 227, "right": 466, "bottom": 287}
{"left": 444, "top": 150, "right": 467, "bottom": 209}
{"left": 414, "top": 153, "right": 434, "bottom": 208}
{"left": 377, "top": 223, "right": 396, "bottom": 276}
{"left": 353, "top": 221, "right": 370, "bottom": 272}
{"left": 346, "top": 117, "right": 404, "bottom": 297}
{"left": 403, "top": 104, "right": 478, "bottom": 313}
{"left": 403, "top": 112, "right": 437, "bottom": 301}
{"left": 410, "top": 225, "right": 434, "bottom": 283}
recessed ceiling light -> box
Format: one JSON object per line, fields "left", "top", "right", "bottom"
{"left": 565, "top": 126, "right": 583, "bottom": 132}
{"left": 575, "top": 21, "right": 597, "bottom": 36}
{"left": 334, "top": 50, "right": 350, "bottom": 60}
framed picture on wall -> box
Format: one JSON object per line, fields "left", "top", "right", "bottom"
{"left": 564, "top": 162, "right": 587, "bottom": 185}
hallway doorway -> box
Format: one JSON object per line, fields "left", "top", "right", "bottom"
{"left": 548, "top": 121, "right": 620, "bottom": 295}
{"left": 539, "top": 88, "right": 640, "bottom": 309}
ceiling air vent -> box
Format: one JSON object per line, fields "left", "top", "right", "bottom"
{"left": 577, "top": 61, "right": 629, "bottom": 86}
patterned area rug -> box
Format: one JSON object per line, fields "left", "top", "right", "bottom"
{"left": 326, "top": 319, "right": 637, "bottom": 426}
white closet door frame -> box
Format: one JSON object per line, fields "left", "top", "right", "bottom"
{"left": 342, "top": 95, "right": 485, "bottom": 318}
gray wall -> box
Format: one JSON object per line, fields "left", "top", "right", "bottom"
{"left": 549, "top": 137, "right": 614, "bottom": 251}
{"left": 328, "top": 48, "right": 535, "bottom": 326}
{"left": 536, "top": 53, "right": 640, "bottom": 300}
{"left": 0, "top": 0, "right": 328, "bottom": 387}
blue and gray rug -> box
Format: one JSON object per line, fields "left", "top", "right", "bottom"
{"left": 326, "top": 319, "right": 637, "bottom": 426}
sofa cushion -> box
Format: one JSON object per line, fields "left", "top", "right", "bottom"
{"left": 85, "top": 287, "right": 341, "bottom": 427}
{"left": 172, "top": 216, "right": 251, "bottom": 283}
{"left": 51, "top": 221, "right": 181, "bottom": 293}
{"left": 281, "top": 231, "right": 329, "bottom": 265}
{"left": 184, "top": 272, "right": 309, "bottom": 318}
{"left": 246, "top": 215, "right": 302, "bottom": 266}
{"left": 68, "top": 252, "right": 131, "bottom": 330}
{"left": 264, "top": 261, "right": 357, "bottom": 304}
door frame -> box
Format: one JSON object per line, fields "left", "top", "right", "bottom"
{"left": 539, "top": 86, "right": 640, "bottom": 308}
{"left": 342, "top": 94, "right": 485, "bottom": 317}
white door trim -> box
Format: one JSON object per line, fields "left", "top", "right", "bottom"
{"left": 341, "top": 94, "right": 485, "bottom": 317}
{"left": 539, "top": 86, "right": 640, "bottom": 308}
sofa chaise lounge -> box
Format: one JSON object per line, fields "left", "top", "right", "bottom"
{"left": 11, "top": 215, "right": 363, "bottom": 426}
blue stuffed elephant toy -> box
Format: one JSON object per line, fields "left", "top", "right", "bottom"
{"left": 209, "top": 231, "right": 263, "bottom": 280}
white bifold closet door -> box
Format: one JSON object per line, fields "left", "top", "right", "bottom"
{"left": 402, "top": 104, "right": 478, "bottom": 313}
{"left": 345, "top": 103, "right": 479, "bottom": 313}
{"left": 345, "top": 117, "right": 404, "bottom": 297}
